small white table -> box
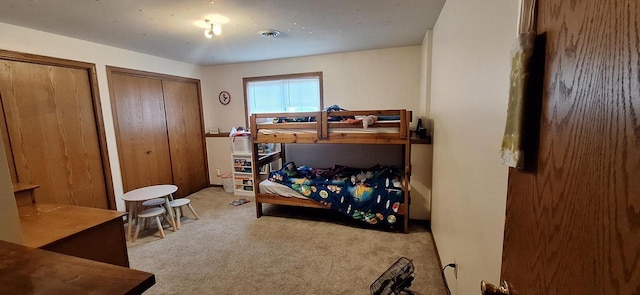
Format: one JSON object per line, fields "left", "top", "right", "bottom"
{"left": 122, "top": 184, "right": 178, "bottom": 241}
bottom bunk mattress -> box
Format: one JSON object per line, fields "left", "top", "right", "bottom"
{"left": 265, "top": 162, "right": 404, "bottom": 226}
{"left": 259, "top": 180, "right": 308, "bottom": 199}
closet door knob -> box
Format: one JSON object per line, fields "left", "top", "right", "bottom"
{"left": 145, "top": 150, "right": 152, "bottom": 154}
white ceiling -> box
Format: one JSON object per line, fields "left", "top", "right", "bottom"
{"left": 0, "top": 0, "right": 445, "bottom": 66}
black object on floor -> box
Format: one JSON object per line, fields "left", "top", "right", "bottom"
{"left": 371, "top": 257, "right": 416, "bottom": 295}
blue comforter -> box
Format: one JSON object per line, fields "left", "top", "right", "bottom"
{"left": 268, "top": 163, "right": 404, "bottom": 226}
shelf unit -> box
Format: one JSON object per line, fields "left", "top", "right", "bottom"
{"left": 232, "top": 153, "right": 255, "bottom": 196}
{"left": 231, "top": 151, "right": 280, "bottom": 196}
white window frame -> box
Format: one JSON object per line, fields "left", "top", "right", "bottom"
{"left": 243, "top": 72, "right": 323, "bottom": 127}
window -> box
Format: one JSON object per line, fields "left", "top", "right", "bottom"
{"left": 243, "top": 72, "right": 323, "bottom": 126}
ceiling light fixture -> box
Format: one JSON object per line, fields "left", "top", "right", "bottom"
{"left": 213, "top": 24, "right": 222, "bottom": 35}
{"left": 204, "top": 19, "right": 221, "bottom": 38}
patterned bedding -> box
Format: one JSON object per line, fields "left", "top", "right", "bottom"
{"left": 268, "top": 162, "right": 404, "bottom": 226}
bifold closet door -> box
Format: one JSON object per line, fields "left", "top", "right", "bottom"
{"left": 162, "top": 80, "right": 208, "bottom": 198}
{"left": 0, "top": 60, "right": 109, "bottom": 208}
{"left": 109, "top": 73, "right": 173, "bottom": 192}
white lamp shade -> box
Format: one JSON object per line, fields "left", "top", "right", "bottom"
{"left": 213, "top": 24, "right": 222, "bottom": 35}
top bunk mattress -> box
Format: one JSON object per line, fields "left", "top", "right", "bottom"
{"left": 257, "top": 120, "right": 400, "bottom": 135}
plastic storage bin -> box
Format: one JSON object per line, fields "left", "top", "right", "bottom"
{"left": 231, "top": 136, "right": 251, "bottom": 153}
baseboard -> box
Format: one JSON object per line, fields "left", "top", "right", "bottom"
{"left": 409, "top": 219, "right": 431, "bottom": 230}
{"left": 430, "top": 230, "right": 444, "bottom": 270}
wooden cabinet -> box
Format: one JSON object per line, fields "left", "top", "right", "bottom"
{"left": 18, "top": 204, "right": 130, "bottom": 267}
{"left": 107, "top": 67, "right": 208, "bottom": 198}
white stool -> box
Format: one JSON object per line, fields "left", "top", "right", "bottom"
{"left": 169, "top": 198, "right": 200, "bottom": 230}
{"left": 133, "top": 207, "right": 167, "bottom": 242}
{"left": 141, "top": 198, "right": 165, "bottom": 207}
{"left": 140, "top": 198, "right": 168, "bottom": 230}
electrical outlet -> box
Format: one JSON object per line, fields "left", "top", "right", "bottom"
{"left": 216, "top": 168, "right": 221, "bottom": 176}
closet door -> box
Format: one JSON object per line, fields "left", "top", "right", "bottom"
{"left": 0, "top": 59, "right": 109, "bottom": 208}
{"left": 162, "top": 80, "right": 208, "bottom": 198}
{"left": 109, "top": 73, "right": 173, "bottom": 192}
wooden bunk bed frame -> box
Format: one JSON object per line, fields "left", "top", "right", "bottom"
{"left": 249, "top": 109, "right": 412, "bottom": 233}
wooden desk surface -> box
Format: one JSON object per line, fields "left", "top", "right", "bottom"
{"left": 19, "top": 203, "right": 126, "bottom": 248}
{"left": 0, "top": 240, "right": 154, "bottom": 295}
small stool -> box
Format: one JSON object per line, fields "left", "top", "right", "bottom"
{"left": 140, "top": 198, "right": 168, "bottom": 230}
{"left": 141, "top": 198, "right": 165, "bottom": 207}
{"left": 133, "top": 207, "right": 167, "bottom": 242}
{"left": 169, "top": 198, "right": 200, "bottom": 230}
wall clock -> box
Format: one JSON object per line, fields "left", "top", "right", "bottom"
{"left": 218, "top": 91, "right": 231, "bottom": 105}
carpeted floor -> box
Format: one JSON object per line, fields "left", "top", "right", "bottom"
{"left": 126, "top": 187, "right": 447, "bottom": 295}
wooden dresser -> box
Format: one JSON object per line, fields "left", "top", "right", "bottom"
{"left": 18, "top": 203, "right": 130, "bottom": 267}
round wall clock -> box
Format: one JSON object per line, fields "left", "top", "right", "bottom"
{"left": 219, "top": 91, "right": 231, "bottom": 105}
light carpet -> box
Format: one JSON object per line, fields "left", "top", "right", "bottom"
{"left": 126, "top": 187, "right": 447, "bottom": 295}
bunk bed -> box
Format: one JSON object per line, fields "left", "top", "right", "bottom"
{"left": 249, "top": 109, "right": 412, "bottom": 233}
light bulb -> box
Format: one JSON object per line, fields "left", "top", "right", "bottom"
{"left": 213, "top": 24, "right": 222, "bottom": 35}
{"left": 204, "top": 29, "right": 213, "bottom": 38}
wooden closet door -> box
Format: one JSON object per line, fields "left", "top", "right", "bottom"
{"left": 109, "top": 73, "right": 173, "bottom": 192}
{"left": 0, "top": 60, "right": 109, "bottom": 208}
{"left": 162, "top": 80, "right": 208, "bottom": 198}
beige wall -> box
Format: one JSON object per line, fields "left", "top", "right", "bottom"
{"left": 411, "top": 29, "right": 434, "bottom": 220}
{"left": 419, "top": 30, "right": 433, "bottom": 118}
{"left": 0, "top": 22, "right": 203, "bottom": 211}
{"left": 429, "top": 0, "right": 517, "bottom": 294}
{"left": 201, "top": 46, "right": 422, "bottom": 132}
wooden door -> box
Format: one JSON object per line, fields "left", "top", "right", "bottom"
{"left": 501, "top": 0, "right": 640, "bottom": 294}
{"left": 0, "top": 59, "right": 110, "bottom": 208}
{"left": 162, "top": 80, "right": 208, "bottom": 198}
{"left": 109, "top": 73, "right": 173, "bottom": 192}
